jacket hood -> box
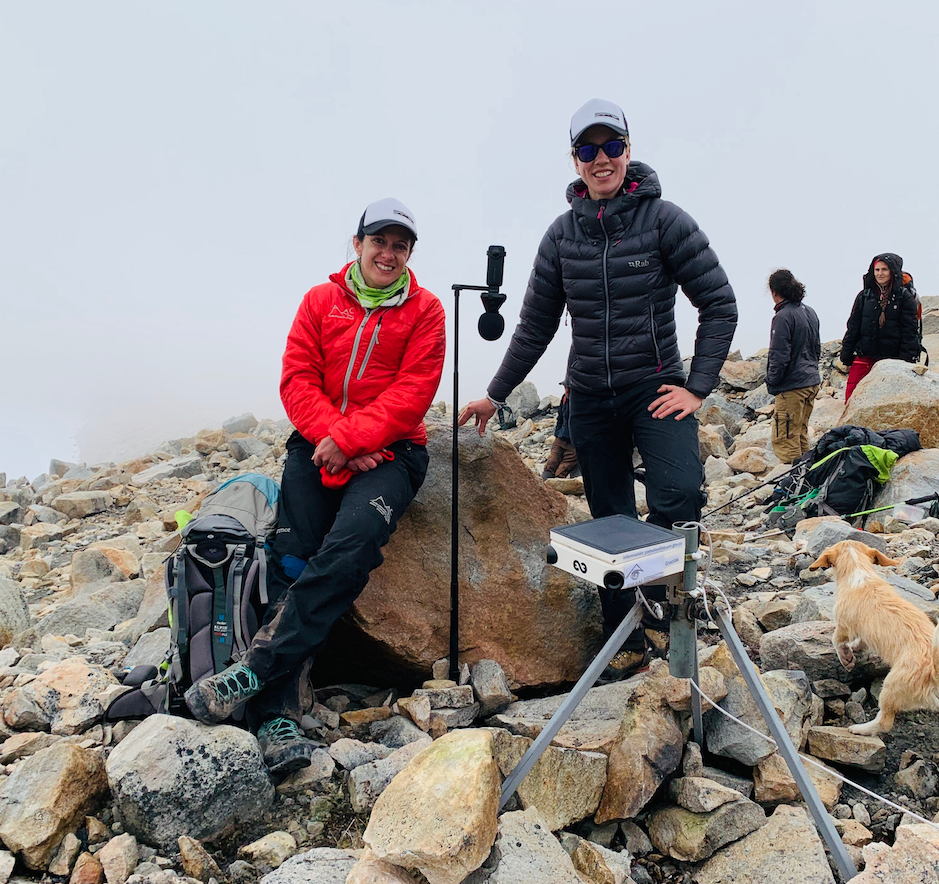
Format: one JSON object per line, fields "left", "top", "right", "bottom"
{"left": 566, "top": 160, "right": 663, "bottom": 206}
{"left": 863, "top": 252, "right": 903, "bottom": 293}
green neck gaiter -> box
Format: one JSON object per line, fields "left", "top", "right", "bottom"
{"left": 349, "top": 261, "right": 410, "bottom": 309}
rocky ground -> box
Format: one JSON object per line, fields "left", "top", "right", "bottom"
{"left": 4, "top": 331, "right": 939, "bottom": 883}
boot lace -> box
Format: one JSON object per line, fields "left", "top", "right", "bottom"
{"left": 260, "top": 716, "right": 304, "bottom": 745}
{"left": 209, "top": 663, "right": 262, "bottom": 703}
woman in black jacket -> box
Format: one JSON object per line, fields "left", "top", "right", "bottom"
{"left": 765, "top": 269, "right": 821, "bottom": 463}
{"left": 459, "top": 98, "right": 737, "bottom": 680}
{"left": 840, "top": 253, "right": 919, "bottom": 401}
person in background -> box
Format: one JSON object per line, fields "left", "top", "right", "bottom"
{"left": 184, "top": 198, "right": 446, "bottom": 773}
{"left": 459, "top": 99, "right": 737, "bottom": 680}
{"left": 541, "top": 381, "right": 578, "bottom": 480}
{"left": 765, "top": 269, "right": 821, "bottom": 463}
{"left": 840, "top": 253, "right": 919, "bottom": 401}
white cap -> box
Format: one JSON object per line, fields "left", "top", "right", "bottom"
{"left": 358, "top": 197, "right": 418, "bottom": 241}
{"left": 570, "top": 99, "right": 629, "bottom": 145}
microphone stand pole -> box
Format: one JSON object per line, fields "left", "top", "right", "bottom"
{"left": 449, "top": 281, "right": 493, "bottom": 683}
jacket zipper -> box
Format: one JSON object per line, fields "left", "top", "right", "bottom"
{"left": 341, "top": 308, "right": 374, "bottom": 414}
{"left": 649, "top": 305, "right": 662, "bottom": 371}
{"left": 598, "top": 205, "right": 613, "bottom": 392}
{"left": 357, "top": 316, "right": 384, "bottom": 380}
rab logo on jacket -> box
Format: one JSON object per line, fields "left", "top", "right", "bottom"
{"left": 369, "top": 496, "right": 393, "bottom": 524}
{"left": 328, "top": 304, "right": 355, "bottom": 321}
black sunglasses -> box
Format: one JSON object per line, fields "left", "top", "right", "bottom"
{"left": 574, "top": 139, "right": 627, "bottom": 163}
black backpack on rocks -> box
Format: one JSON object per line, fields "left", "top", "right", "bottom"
{"left": 105, "top": 473, "right": 280, "bottom": 723}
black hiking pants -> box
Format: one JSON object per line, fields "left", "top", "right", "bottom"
{"left": 568, "top": 380, "right": 705, "bottom": 651}
{"left": 245, "top": 431, "right": 428, "bottom": 726}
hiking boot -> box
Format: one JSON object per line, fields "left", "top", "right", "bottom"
{"left": 184, "top": 662, "right": 264, "bottom": 723}
{"left": 645, "top": 628, "right": 670, "bottom": 659}
{"left": 257, "top": 717, "right": 323, "bottom": 774}
{"left": 598, "top": 648, "right": 649, "bottom": 684}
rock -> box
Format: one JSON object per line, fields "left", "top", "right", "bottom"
{"left": 19, "top": 522, "right": 65, "bottom": 551}
{"left": 229, "top": 437, "right": 271, "bottom": 462}
{"left": 852, "top": 823, "right": 939, "bottom": 883}
{"left": 70, "top": 548, "right": 136, "bottom": 589}
{"left": 0, "top": 577, "right": 30, "bottom": 646}
{"left": 394, "top": 695, "right": 431, "bottom": 731}
{"left": 345, "top": 849, "right": 414, "bottom": 883}
{"left": 662, "top": 666, "right": 726, "bottom": 713}
{"left": 803, "top": 520, "right": 886, "bottom": 558}
{"left": 238, "top": 832, "right": 297, "bottom": 870}
{"left": 726, "top": 447, "right": 769, "bottom": 475}
{"left": 364, "top": 729, "right": 500, "bottom": 884}
{"left": 348, "top": 740, "right": 429, "bottom": 813}
{"left": 704, "top": 455, "right": 733, "bottom": 483}
{"left": 506, "top": 382, "right": 541, "bottom": 421}
{"left": 753, "top": 751, "right": 842, "bottom": 809}
{"left": 97, "top": 833, "right": 138, "bottom": 884}
{"left": 693, "top": 804, "right": 835, "bottom": 883}
{"left": 595, "top": 670, "right": 684, "bottom": 823}
{"left": 31, "top": 657, "right": 119, "bottom": 735}
{"left": 178, "top": 836, "right": 224, "bottom": 881}
{"left": 130, "top": 455, "right": 205, "bottom": 487}
{"left": 193, "top": 429, "right": 230, "bottom": 455}
{"left": 106, "top": 714, "right": 274, "bottom": 850}
{"left": 0, "top": 742, "right": 109, "bottom": 870}
{"left": 669, "top": 776, "right": 744, "bottom": 813}
{"left": 647, "top": 795, "right": 766, "bottom": 862}
{"left": 0, "top": 502, "right": 21, "bottom": 526}
{"left": 742, "top": 382, "right": 774, "bottom": 410}
{"left": 368, "top": 715, "right": 430, "bottom": 749}
{"left": 872, "top": 450, "right": 939, "bottom": 510}
{"left": 222, "top": 413, "right": 258, "bottom": 434}
{"left": 842, "top": 359, "right": 939, "bottom": 447}
{"left": 328, "top": 738, "right": 393, "bottom": 770}
{"left": 470, "top": 660, "right": 514, "bottom": 716}
{"left": 275, "top": 748, "right": 335, "bottom": 795}
{"left": 806, "top": 726, "right": 886, "bottom": 772}
{"left": 894, "top": 759, "right": 939, "bottom": 798}
{"left": 257, "top": 848, "right": 360, "bottom": 884}
{"left": 462, "top": 806, "right": 582, "bottom": 884}
{"left": 48, "top": 833, "right": 82, "bottom": 876}
{"left": 490, "top": 729, "right": 606, "bottom": 832}
{"left": 122, "top": 629, "right": 172, "bottom": 671}
{"left": 325, "top": 417, "right": 602, "bottom": 689}
{"left": 36, "top": 579, "right": 146, "bottom": 639}
{"left": 698, "top": 425, "right": 728, "bottom": 461}
{"left": 70, "top": 852, "right": 105, "bottom": 884}
{"left": 0, "top": 732, "right": 61, "bottom": 764}
{"left": 719, "top": 360, "right": 765, "bottom": 391}
{"left": 51, "top": 491, "right": 112, "bottom": 520}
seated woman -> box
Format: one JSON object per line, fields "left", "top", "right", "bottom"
{"left": 840, "top": 253, "right": 919, "bottom": 401}
{"left": 185, "top": 198, "right": 446, "bottom": 773}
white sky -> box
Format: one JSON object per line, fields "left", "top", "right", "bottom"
{"left": 2, "top": 1, "right": 937, "bottom": 481}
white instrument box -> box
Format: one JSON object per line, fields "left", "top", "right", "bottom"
{"left": 548, "top": 515, "right": 685, "bottom": 589}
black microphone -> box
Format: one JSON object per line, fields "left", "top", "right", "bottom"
{"left": 478, "top": 245, "right": 507, "bottom": 340}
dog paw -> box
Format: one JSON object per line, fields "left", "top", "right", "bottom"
{"left": 849, "top": 721, "right": 880, "bottom": 736}
{"left": 836, "top": 651, "right": 855, "bottom": 670}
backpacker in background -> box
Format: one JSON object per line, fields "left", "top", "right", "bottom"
{"left": 105, "top": 473, "right": 280, "bottom": 723}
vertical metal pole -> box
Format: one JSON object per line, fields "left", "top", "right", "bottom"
{"left": 670, "top": 524, "right": 703, "bottom": 745}
{"left": 449, "top": 287, "right": 461, "bottom": 683}
{"left": 712, "top": 604, "right": 857, "bottom": 881}
{"left": 499, "top": 599, "right": 645, "bottom": 809}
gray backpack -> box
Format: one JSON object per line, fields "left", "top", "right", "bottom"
{"left": 105, "top": 473, "right": 280, "bottom": 722}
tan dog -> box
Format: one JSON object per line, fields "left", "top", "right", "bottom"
{"left": 809, "top": 539, "right": 939, "bottom": 735}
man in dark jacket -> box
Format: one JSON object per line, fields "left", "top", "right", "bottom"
{"left": 460, "top": 99, "right": 737, "bottom": 679}
{"left": 765, "top": 269, "right": 821, "bottom": 463}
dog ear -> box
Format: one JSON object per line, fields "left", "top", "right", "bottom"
{"left": 809, "top": 552, "right": 832, "bottom": 570}
{"left": 870, "top": 549, "right": 899, "bottom": 567}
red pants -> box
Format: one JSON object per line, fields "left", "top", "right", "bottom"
{"left": 845, "top": 357, "right": 876, "bottom": 402}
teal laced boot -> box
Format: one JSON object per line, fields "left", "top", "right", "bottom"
{"left": 184, "top": 662, "right": 264, "bottom": 723}
{"left": 257, "top": 717, "right": 323, "bottom": 774}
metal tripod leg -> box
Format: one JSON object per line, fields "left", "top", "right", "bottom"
{"left": 712, "top": 603, "right": 857, "bottom": 881}
{"left": 670, "top": 524, "right": 703, "bottom": 746}
{"left": 498, "top": 598, "right": 645, "bottom": 810}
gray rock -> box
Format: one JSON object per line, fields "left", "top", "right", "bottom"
{"left": 51, "top": 491, "right": 111, "bottom": 520}
{"left": 257, "top": 848, "right": 359, "bottom": 884}
{"left": 0, "top": 502, "right": 21, "bottom": 526}
{"left": 347, "top": 740, "right": 428, "bottom": 813}
{"left": 130, "top": 455, "right": 205, "bottom": 487}
{"left": 26, "top": 505, "right": 67, "bottom": 525}
{"left": 223, "top": 413, "right": 259, "bottom": 434}
{"left": 506, "top": 382, "right": 542, "bottom": 421}
{"left": 122, "top": 629, "right": 171, "bottom": 672}
{"left": 804, "top": 521, "right": 886, "bottom": 558}
{"left": 368, "top": 715, "right": 432, "bottom": 749}
{"left": 0, "top": 576, "right": 30, "bottom": 646}
{"left": 471, "top": 659, "right": 514, "bottom": 716}
{"left": 36, "top": 579, "right": 146, "bottom": 638}
{"left": 793, "top": 577, "right": 939, "bottom": 625}
{"left": 106, "top": 715, "right": 274, "bottom": 851}
{"left": 742, "top": 382, "right": 774, "bottom": 410}
{"left": 760, "top": 621, "right": 887, "bottom": 683}
{"left": 228, "top": 437, "right": 271, "bottom": 462}
{"left": 648, "top": 796, "right": 766, "bottom": 862}
{"left": 327, "top": 738, "right": 393, "bottom": 771}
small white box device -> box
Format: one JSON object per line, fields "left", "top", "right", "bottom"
{"left": 547, "top": 515, "right": 685, "bottom": 590}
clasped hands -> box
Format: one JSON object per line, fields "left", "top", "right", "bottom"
{"left": 313, "top": 436, "right": 385, "bottom": 474}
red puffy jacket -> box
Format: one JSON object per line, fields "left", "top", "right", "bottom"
{"left": 281, "top": 263, "right": 446, "bottom": 458}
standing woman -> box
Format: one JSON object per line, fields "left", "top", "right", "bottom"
{"left": 840, "top": 253, "right": 919, "bottom": 401}
{"left": 764, "top": 269, "right": 821, "bottom": 464}
{"left": 459, "top": 99, "right": 737, "bottom": 680}
{"left": 185, "top": 198, "right": 446, "bottom": 773}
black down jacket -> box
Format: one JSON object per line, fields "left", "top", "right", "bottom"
{"left": 765, "top": 300, "right": 821, "bottom": 395}
{"left": 840, "top": 252, "right": 919, "bottom": 364}
{"left": 488, "top": 162, "right": 737, "bottom": 402}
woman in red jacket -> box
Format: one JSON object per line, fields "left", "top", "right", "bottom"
{"left": 186, "top": 198, "right": 446, "bottom": 773}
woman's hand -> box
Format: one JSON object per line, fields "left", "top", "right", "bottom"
{"left": 458, "top": 398, "right": 497, "bottom": 436}
{"left": 312, "top": 436, "right": 348, "bottom": 474}
{"left": 648, "top": 385, "right": 702, "bottom": 420}
{"left": 347, "top": 451, "right": 385, "bottom": 473}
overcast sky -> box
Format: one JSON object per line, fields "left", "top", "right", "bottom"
{"left": 2, "top": 1, "right": 937, "bottom": 481}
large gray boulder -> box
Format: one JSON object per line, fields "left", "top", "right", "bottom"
{"left": 106, "top": 715, "right": 274, "bottom": 850}
{"left": 0, "top": 577, "right": 30, "bottom": 646}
